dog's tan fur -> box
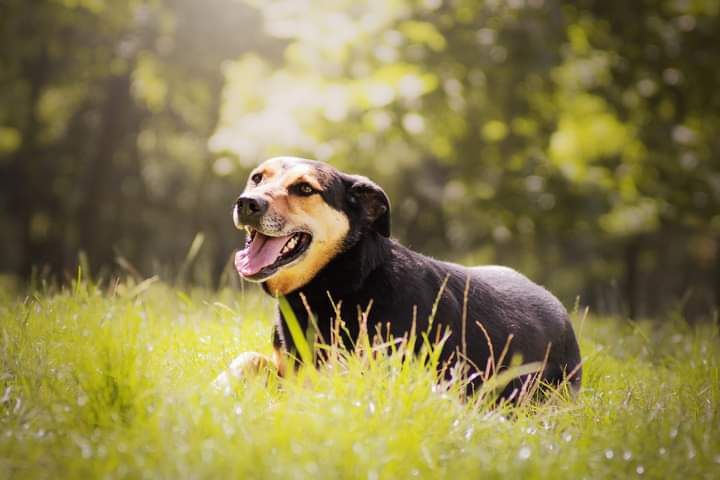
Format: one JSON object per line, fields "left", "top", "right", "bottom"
{"left": 242, "top": 158, "right": 349, "bottom": 296}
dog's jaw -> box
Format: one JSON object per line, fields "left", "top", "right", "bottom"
{"left": 263, "top": 207, "right": 349, "bottom": 295}
{"left": 235, "top": 228, "right": 313, "bottom": 281}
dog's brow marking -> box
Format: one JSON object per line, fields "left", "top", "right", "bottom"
{"left": 284, "top": 164, "right": 312, "bottom": 179}
{"left": 255, "top": 156, "right": 298, "bottom": 180}
{"left": 263, "top": 167, "right": 279, "bottom": 180}
{"left": 286, "top": 174, "right": 323, "bottom": 191}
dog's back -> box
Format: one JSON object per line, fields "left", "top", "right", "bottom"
{"left": 466, "top": 265, "right": 582, "bottom": 395}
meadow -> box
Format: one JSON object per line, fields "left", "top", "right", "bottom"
{"left": 1, "top": 276, "right": 718, "bottom": 479}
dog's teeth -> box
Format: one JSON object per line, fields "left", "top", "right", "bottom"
{"left": 280, "top": 236, "right": 299, "bottom": 256}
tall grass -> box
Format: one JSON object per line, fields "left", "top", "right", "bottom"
{"left": 1, "top": 277, "right": 718, "bottom": 478}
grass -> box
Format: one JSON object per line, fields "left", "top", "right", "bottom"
{"left": 1, "top": 276, "right": 719, "bottom": 479}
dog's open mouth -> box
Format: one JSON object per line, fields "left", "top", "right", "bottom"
{"left": 235, "top": 228, "right": 312, "bottom": 280}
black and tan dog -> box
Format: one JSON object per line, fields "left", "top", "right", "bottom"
{"left": 214, "top": 156, "right": 582, "bottom": 399}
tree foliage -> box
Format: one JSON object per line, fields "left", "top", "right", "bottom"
{"left": 1, "top": 0, "right": 718, "bottom": 318}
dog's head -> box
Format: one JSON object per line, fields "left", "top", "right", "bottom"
{"left": 233, "top": 156, "right": 390, "bottom": 294}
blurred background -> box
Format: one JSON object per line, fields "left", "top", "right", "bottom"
{"left": 1, "top": 0, "right": 718, "bottom": 320}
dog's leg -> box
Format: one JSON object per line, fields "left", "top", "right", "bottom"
{"left": 212, "top": 348, "right": 286, "bottom": 394}
{"left": 213, "top": 325, "right": 290, "bottom": 394}
{"left": 212, "top": 351, "right": 275, "bottom": 393}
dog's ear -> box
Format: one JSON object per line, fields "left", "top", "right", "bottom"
{"left": 343, "top": 174, "right": 391, "bottom": 237}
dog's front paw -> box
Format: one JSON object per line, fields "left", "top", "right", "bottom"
{"left": 212, "top": 352, "right": 276, "bottom": 394}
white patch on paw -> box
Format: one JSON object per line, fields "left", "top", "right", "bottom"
{"left": 212, "top": 371, "right": 233, "bottom": 395}
{"left": 212, "top": 352, "right": 273, "bottom": 394}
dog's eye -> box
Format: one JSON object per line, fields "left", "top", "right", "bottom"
{"left": 293, "top": 182, "right": 315, "bottom": 196}
{"left": 251, "top": 173, "right": 263, "bottom": 184}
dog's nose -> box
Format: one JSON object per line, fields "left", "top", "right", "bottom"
{"left": 235, "top": 195, "right": 268, "bottom": 222}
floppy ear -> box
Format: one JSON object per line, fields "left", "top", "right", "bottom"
{"left": 343, "top": 174, "right": 391, "bottom": 237}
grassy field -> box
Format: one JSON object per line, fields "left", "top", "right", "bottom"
{"left": 1, "top": 277, "right": 719, "bottom": 479}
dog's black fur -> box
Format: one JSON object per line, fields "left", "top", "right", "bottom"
{"left": 263, "top": 160, "right": 582, "bottom": 399}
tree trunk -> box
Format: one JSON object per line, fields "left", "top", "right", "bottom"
{"left": 10, "top": 46, "right": 56, "bottom": 277}
{"left": 78, "top": 71, "right": 135, "bottom": 274}
{"left": 715, "top": 236, "right": 720, "bottom": 318}
{"left": 624, "top": 239, "right": 639, "bottom": 320}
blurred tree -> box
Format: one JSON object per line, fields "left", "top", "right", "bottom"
{"left": 1, "top": 0, "right": 718, "bottom": 318}
{"left": 0, "top": 0, "right": 282, "bottom": 283}
{"left": 562, "top": 0, "right": 720, "bottom": 316}
{"left": 211, "top": 0, "right": 720, "bottom": 317}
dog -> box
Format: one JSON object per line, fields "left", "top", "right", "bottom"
{"left": 214, "top": 156, "right": 582, "bottom": 400}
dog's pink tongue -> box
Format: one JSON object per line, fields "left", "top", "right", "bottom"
{"left": 235, "top": 232, "right": 291, "bottom": 277}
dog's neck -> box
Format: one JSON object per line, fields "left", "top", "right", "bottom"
{"left": 287, "top": 231, "right": 391, "bottom": 301}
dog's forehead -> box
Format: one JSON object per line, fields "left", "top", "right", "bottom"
{"left": 260, "top": 156, "right": 304, "bottom": 173}
{"left": 254, "top": 156, "right": 336, "bottom": 186}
